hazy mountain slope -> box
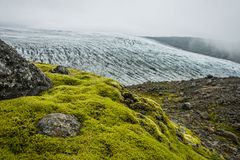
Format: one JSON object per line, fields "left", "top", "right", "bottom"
{"left": 146, "top": 37, "right": 240, "bottom": 64}
{"left": 1, "top": 28, "right": 240, "bottom": 85}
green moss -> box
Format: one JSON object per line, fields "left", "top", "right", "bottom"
{"left": 0, "top": 63, "right": 221, "bottom": 160}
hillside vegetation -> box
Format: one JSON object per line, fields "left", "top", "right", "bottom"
{"left": 0, "top": 63, "right": 221, "bottom": 159}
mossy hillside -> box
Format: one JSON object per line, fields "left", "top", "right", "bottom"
{"left": 0, "top": 63, "right": 220, "bottom": 160}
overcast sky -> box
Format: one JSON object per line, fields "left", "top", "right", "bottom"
{"left": 0, "top": 0, "right": 240, "bottom": 42}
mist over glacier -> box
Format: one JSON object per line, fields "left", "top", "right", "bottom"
{"left": 1, "top": 27, "right": 240, "bottom": 85}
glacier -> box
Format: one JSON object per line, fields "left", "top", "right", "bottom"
{"left": 1, "top": 27, "right": 240, "bottom": 85}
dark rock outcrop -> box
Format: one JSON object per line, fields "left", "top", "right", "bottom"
{"left": 0, "top": 40, "right": 52, "bottom": 100}
{"left": 128, "top": 77, "right": 240, "bottom": 159}
{"left": 37, "top": 113, "right": 81, "bottom": 137}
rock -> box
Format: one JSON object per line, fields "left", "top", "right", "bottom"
{"left": 198, "top": 111, "right": 209, "bottom": 120}
{"left": 37, "top": 113, "right": 81, "bottom": 137}
{"left": 205, "top": 126, "right": 215, "bottom": 133}
{"left": 158, "top": 92, "right": 163, "bottom": 96}
{"left": 206, "top": 79, "right": 212, "bottom": 85}
{"left": 181, "top": 102, "right": 192, "bottom": 110}
{"left": 216, "top": 129, "right": 239, "bottom": 144}
{"left": 204, "top": 140, "right": 219, "bottom": 148}
{"left": 211, "top": 141, "right": 219, "bottom": 146}
{"left": 131, "top": 102, "right": 149, "bottom": 112}
{"left": 190, "top": 82, "right": 196, "bottom": 87}
{"left": 0, "top": 40, "right": 52, "bottom": 100}
{"left": 220, "top": 144, "right": 238, "bottom": 155}
{"left": 206, "top": 74, "right": 214, "bottom": 79}
{"left": 184, "top": 113, "right": 191, "bottom": 120}
{"left": 233, "top": 123, "right": 240, "bottom": 131}
{"left": 232, "top": 155, "right": 240, "bottom": 160}
{"left": 122, "top": 92, "right": 137, "bottom": 105}
{"left": 50, "top": 65, "right": 69, "bottom": 75}
{"left": 179, "top": 92, "right": 184, "bottom": 96}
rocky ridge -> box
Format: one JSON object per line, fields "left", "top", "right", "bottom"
{"left": 128, "top": 76, "right": 240, "bottom": 159}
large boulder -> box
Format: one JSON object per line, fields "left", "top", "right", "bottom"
{"left": 37, "top": 113, "right": 81, "bottom": 137}
{"left": 0, "top": 40, "right": 52, "bottom": 100}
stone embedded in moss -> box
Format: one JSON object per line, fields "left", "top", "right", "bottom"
{"left": 37, "top": 113, "right": 81, "bottom": 137}
{"left": 50, "top": 65, "right": 70, "bottom": 75}
{"left": 122, "top": 92, "right": 138, "bottom": 106}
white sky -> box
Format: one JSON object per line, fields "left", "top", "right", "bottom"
{"left": 0, "top": 0, "right": 240, "bottom": 42}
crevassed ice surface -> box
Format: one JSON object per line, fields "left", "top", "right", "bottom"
{"left": 1, "top": 27, "right": 240, "bottom": 85}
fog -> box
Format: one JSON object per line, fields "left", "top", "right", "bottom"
{"left": 188, "top": 38, "right": 240, "bottom": 62}
{"left": 0, "top": 0, "right": 240, "bottom": 43}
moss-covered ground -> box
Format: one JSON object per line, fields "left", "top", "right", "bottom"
{"left": 0, "top": 63, "right": 221, "bottom": 160}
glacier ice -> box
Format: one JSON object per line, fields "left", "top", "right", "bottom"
{"left": 1, "top": 27, "right": 240, "bottom": 85}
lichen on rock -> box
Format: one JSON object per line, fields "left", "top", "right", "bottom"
{"left": 37, "top": 113, "right": 81, "bottom": 137}
{"left": 0, "top": 40, "right": 52, "bottom": 100}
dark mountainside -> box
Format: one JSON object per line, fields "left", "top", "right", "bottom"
{"left": 145, "top": 37, "right": 240, "bottom": 64}
{"left": 0, "top": 39, "right": 52, "bottom": 100}
{"left": 128, "top": 77, "right": 240, "bottom": 159}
